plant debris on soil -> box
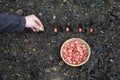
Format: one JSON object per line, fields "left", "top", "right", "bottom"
{"left": 0, "top": 0, "right": 120, "bottom": 80}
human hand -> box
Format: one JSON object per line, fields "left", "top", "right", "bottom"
{"left": 25, "top": 15, "right": 44, "bottom": 32}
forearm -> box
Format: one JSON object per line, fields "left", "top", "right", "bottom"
{"left": 0, "top": 14, "right": 26, "bottom": 32}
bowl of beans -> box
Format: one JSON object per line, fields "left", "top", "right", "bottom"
{"left": 60, "top": 38, "right": 91, "bottom": 67}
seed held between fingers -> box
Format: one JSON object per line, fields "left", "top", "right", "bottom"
{"left": 39, "top": 27, "right": 43, "bottom": 31}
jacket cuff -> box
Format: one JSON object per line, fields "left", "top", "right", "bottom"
{"left": 18, "top": 16, "right": 26, "bottom": 31}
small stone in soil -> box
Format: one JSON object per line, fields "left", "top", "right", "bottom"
{"left": 45, "top": 68, "right": 51, "bottom": 73}
{"left": 49, "top": 55, "right": 54, "bottom": 60}
{"left": 58, "top": 61, "right": 64, "bottom": 66}
{"left": 16, "top": 9, "right": 23, "bottom": 15}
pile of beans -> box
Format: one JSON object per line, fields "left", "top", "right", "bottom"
{"left": 62, "top": 40, "right": 88, "bottom": 65}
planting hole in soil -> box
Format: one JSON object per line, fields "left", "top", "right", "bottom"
{"left": 60, "top": 38, "right": 90, "bottom": 67}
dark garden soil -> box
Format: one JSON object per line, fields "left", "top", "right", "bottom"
{"left": 0, "top": 0, "right": 120, "bottom": 80}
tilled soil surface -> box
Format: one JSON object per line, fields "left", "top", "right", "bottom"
{"left": 0, "top": 0, "right": 120, "bottom": 80}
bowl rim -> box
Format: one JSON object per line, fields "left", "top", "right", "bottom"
{"left": 60, "top": 38, "right": 91, "bottom": 67}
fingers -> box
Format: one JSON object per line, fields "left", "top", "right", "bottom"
{"left": 31, "top": 27, "right": 38, "bottom": 32}
{"left": 32, "top": 15, "right": 44, "bottom": 31}
{"left": 34, "top": 22, "right": 44, "bottom": 31}
{"left": 25, "top": 14, "right": 45, "bottom": 32}
{"left": 35, "top": 20, "right": 44, "bottom": 31}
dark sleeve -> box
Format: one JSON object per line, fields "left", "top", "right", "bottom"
{"left": 0, "top": 14, "right": 26, "bottom": 32}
